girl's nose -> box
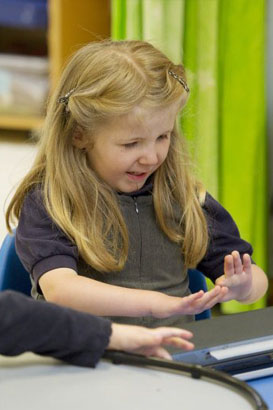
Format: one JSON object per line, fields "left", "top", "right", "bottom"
{"left": 138, "top": 148, "right": 159, "bottom": 165}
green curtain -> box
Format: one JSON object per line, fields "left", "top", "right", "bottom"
{"left": 111, "top": 0, "right": 267, "bottom": 313}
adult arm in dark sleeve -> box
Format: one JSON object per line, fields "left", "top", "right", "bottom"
{"left": 0, "top": 290, "right": 112, "bottom": 367}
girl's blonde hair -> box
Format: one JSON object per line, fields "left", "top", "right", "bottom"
{"left": 6, "top": 40, "right": 208, "bottom": 271}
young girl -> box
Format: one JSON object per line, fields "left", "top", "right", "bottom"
{"left": 6, "top": 40, "right": 268, "bottom": 329}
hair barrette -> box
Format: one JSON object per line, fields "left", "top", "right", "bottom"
{"left": 58, "top": 88, "right": 76, "bottom": 106}
{"left": 168, "top": 70, "right": 190, "bottom": 93}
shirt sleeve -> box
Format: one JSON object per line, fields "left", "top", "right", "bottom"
{"left": 197, "top": 192, "right": 254, "bottom": 282}
{"left": 0, "top": 290, "right": 112, "bottom": 367}
{"left": 16, "top": 188, "right": 79, "bottom": 288}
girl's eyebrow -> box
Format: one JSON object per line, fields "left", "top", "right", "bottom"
{"left": 119, "top": 130, "right": 172, "bottom": 141}
{"left": 160, "top": 129, "right": 172, "bottom": 135}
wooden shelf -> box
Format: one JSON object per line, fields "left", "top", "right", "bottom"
{"left": 0, "top": 114, "right": 44, "bottom": 131}
{"left": 48, "top": 0, "right": 111, "bottom": 89}
{"left": 0, "top": 0, "right": 110, "bottom": 132}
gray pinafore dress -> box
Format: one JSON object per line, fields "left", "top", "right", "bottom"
{"left": 77, "top": 194, "right": 194, "bottom": 327}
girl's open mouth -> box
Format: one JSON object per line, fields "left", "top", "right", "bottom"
{"left": 126, "top": 172, "right": 147, "bottom": 181}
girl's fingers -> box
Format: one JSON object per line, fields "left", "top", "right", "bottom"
{"left": 204, "top": 286, "right": 228, "bottom": 308}
{"left": 196, "top": 286, "right": 221, "bottom": 304}
{"left": 232, "top": 250, "right": 242, "bottom": 275}
{"left": 175, "top": 286, "right": 226, "bottom": 315}
{"left": 184, "top": 286, "right": 224, "bottom": 313}
{"left": 187, "top": 290, "right": 204, "bottom": 300}
{"left": 224, "top": 254, "right": 235, "bottom": 277}
{"left": 243, "top": 253, "right": 252, "bottom": 275}
{"left": 202, "top": 287, "right": 228, "bottom": 310}
{"left": 180, "top": 289, "right": 216, "bottom": 312}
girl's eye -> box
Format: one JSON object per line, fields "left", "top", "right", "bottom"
{"left": 123, "top": 141, "right": 137, "bottom": 148}
{"left": 158, "top": 134, "right": 169, "bottom": 141}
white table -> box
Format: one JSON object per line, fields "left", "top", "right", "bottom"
{"left": 0, "top": 353, "right": 255, "bottom": 410}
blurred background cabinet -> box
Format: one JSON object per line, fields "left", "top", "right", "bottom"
{"left": 0, "top": 0, "right": 110, "bottom": 132}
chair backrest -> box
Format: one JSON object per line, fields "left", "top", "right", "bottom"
{"left": 188, "top": 269, "right": 211, "bottom": 320}
{"left": 0, "top": 232, "right": 32, "bottom": 295}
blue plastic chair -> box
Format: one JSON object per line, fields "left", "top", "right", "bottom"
{"left": 0, "top": 233, "right": 211, "bottom": 319}
{"left": 0, "top": 232, "right": 32, "bottom": 295}
{"left": 188, "top": 269, "right": 211, "bottom": 320}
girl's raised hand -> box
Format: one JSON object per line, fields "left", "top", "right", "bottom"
{"left": 215, "top": 251, "right": 253, "bottom": 302}
{"left": 107, "top": 324, "right": 194, "bottom": 360}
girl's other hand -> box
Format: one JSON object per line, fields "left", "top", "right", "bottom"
{"left": 107, "top": 324, "right": 194, "bottom": 360}
{"left": 151, "top": 285, "right": 228, "bottom": 318}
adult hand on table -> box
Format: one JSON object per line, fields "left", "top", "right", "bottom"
{"left": 107, "top": 325, "right": 194, "bottom": 360}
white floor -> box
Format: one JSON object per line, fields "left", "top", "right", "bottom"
{"left": 0, "top": 131, "right": 37, "bottom": 245}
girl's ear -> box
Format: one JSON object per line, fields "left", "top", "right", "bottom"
{"left": 72, "top": 126, "right": 89, "bottom": 149}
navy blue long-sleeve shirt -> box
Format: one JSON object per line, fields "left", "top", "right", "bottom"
{"left": 0, "top": 290, "right": 112, "bottom": 367}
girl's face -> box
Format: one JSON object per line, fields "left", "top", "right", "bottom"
{"left": 86, "top": 101, "right": 181, "bottom": 193}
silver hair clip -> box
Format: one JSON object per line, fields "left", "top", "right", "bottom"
{"left": 58, "top": 88, "right": 76, "bottom": 106}
{"left": 168, "top": 70, "right": 190, "bottom": 93}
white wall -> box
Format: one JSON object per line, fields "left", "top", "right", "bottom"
{"left": 0, "top": 133, "right": 37, "bottom": 245}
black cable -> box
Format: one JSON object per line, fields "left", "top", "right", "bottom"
{"left": 103, "top": 350, "right": 268, "bottom": 410}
